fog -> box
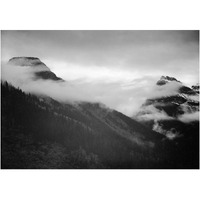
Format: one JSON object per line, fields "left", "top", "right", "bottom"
{"left": 0, "top": 62, "right": 158, "bottom": 116}
{"left": 2, "top": 58, "right": 199, "bottom": 119}
{"left": 178, "top": 111, "right": 199, "bottom": 123}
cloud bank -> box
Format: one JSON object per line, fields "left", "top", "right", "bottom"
{"left": 178, "top": 111, "right": 199, "bottom": 123}
{"left": 2, "top": 62, "right": 183, "bottom": 117}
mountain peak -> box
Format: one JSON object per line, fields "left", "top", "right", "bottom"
{"left": 9, "top": 56, "right": 40, "bottom": 60}
{"left": 8, "top": 57, "right": 48, "bottom": 68}
{"left": 157, "top": 76, "right": 181, "bottom": 86}
{"left": 8, "top": 57, "right": 63, "bottom": 82}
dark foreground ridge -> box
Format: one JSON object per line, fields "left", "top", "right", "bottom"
{"left": 1, "top": 81, "right": 199, "bottom": 169}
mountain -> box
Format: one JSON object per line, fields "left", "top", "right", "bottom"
{"left": 135, "top": 76, "right": 199, "bottom": 137}
{"left": 134, "top": 76, "right": 199, "bottom": 168}
{"left": 8, "top": 57, "right": 63, "bottom": 81}
{"left": 1, "top": 59, "right": 199, "bottom": 169}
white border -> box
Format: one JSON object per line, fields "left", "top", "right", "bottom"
{"left": 0, "top": 0, "right": 200, "bottom": 30}
{"left": 0, "top": 0, "right": 200, "bottom": 200}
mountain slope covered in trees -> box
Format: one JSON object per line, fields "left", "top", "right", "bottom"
{"left": 1, "top": 82, "right": 199, "bottom": 169}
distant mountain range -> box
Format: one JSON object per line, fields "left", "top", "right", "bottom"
{"left": 1, "top": 58, "right": 199, "bottom": 169}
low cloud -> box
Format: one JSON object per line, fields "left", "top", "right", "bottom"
{"left": 1, "top": 62, "right": 199, "bottom": 120}
{"left": 136, "top": 102, "right": 199, "bottom": 124}
{"left": 178, "top": 111, "right": 199, "bottom": 123}
{"left": 152, "top": 121, "right": 181, "bottom": 140}
{"left": 1, "top": 62, "right": 157, "bottom": 116}
{"left": 135, "top": 105, "right": 173, "bottom": 121}
{"left": 150, "top": 81, "right": 182, "bottom": 98}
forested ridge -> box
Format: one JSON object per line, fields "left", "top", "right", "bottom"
{"left": 1, "top": 82, "right": 199, "bottom": 169}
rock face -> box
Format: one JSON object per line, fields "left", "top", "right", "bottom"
{"left": 8, "top": 57, "right": 63, "bottom": 81}
{"left": 156, "top": 75, "right": 181, "bottom": 86}
{"left": 9, "top": 57, "right": 48, "bottom": 67}
{"left": 192, "top": 84, "right": 199, "bottom": 94}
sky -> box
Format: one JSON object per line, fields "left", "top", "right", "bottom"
{"left": 1, "top": 30, "right": 199, "bottom": 116}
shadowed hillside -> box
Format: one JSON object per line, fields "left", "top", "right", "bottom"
{"left": 1, "top": 82, "right": 199, "bottom": 169}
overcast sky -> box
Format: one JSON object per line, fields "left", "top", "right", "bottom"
{"left": 1, "top": 30, "right": 199, "bottom": 116}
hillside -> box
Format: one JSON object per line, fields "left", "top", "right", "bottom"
{"left": 2, "top": 81, "right": 199, "bottom": 169}
{"left": 134, "top": 76, "right": 199, "bottom": 168}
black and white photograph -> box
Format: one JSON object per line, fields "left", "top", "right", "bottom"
{"left": 1, "top": 1, "right": 200, "bottom": 200}
{"left": 1, "top": 30, "right": 199, "bottom": 169}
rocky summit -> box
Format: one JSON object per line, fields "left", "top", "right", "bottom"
{"left": 8, "top": 57, "right": 63, "bottom": 82}
{"left": 156, "top": 75, "right": 181, "bottom": 86}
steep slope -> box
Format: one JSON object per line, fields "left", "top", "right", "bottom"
{"left": 8, "top": 57, "right": 63, "bottom": 81}
{"left": 2, "top": 82, "right": 170, "bottom": 169}
{"left": 2, "top": 81, "right": 198, "bottom": 169}
{"left": 134, "top": 76, "right": 199, "bottom": 168}
{"left": 134, "top": 76, "right": 199, "bottom": 161}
